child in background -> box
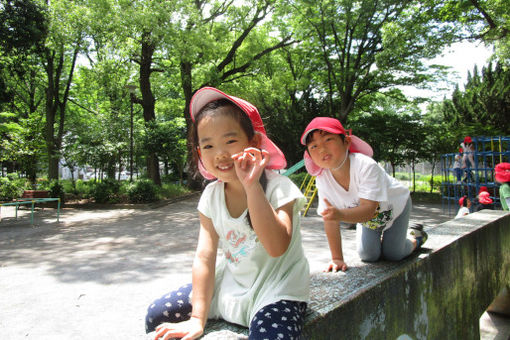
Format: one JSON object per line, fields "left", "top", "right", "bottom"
{"left": 495, "top": 162, "right": 510, "bottom": 211}
{"left": 461, "top": 136, "right": 475, "bottom": 182}
{"left": 473, "top": 186, "right": 494, "bottom": 211}
{"left": 300, "top": 117, "right": 427, "bottom": 272}
{"left": 455, "top": 196, "right": 471, "bottom": 218}
{"left": 145, "top": 87, "right": 309, "bottom": 340}
{"left": 474, "top": 191, "right": 494, "bottom": 211}
{"left": 453, "top": 154, "right": 463, "bottom": 184}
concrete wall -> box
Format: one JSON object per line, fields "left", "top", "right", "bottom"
{"left": 304, "top": 210, "right": 510, "bottom": 340}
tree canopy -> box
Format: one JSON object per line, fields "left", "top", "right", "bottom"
{"left": 0, "top": 0, "right": 508, "bottom": 186}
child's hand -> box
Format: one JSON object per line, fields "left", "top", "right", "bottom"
{"left": 322, "top": 198, "right": 342, "bottom": 223}
{"left": 232, "top": 147, "right": 269, "bottom": 190}
{"left": 154, "top": 317, "right": 204, "bottom": 340}
{"left": 324, "top": 258, "right": 348, "bottom": 272}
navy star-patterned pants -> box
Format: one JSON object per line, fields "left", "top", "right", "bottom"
{"left": 145, "top": 283, "right": 307, "bottom": 339}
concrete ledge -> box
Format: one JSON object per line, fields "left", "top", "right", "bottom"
{"left": 202, "top": 210, "right": 510, "bottom": 339}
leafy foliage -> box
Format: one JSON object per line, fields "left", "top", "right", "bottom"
{"left": 91, "top": 179, "right": 120, "bottom": 204}
{"left": 0, "top": 0, "right": 508, "bottom": 195}
{"left": 0, "top": 174, "right": 27, "bottom": 200}
{"left": 126, "top": 178, "right": 158, "bottom": 203}
{"left": 446, "top": 62, "right": 510, "bottom": 134}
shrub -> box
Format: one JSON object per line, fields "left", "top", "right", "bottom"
{"left": 0, "top": 173, "right": 31, "bottom": 200}
{"left": 75, "top": 179, "right": 94, "bottom": 198}
{"left": 127, "top": 179, "right": 158, "bottom": 203}
{"left": 92, "top": 179, "right": 120, "bottom": 204}
{"left": 394, "top": 172, "right": 411, "bottom": 181}
{"left": 0, "top": 177, "right": 24, "bottom": 200}
{"left": 49, "top": 180, "right": 66, "bottom": 202}
{"left": 160, "top": 182, "right": 191, "bottom": 199}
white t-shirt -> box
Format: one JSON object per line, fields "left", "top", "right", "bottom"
{"left": 316, "top": 153, "right": 410, "bottom": 231}
{"left": 455, "top": 206, "right": 470, "bottom": 219}
{"left": 198, "top": 170, "right": 310, "bottom": 327}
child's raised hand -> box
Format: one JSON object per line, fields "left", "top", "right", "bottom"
{"left": 232, "top": 147, "right": 270, "bottom": 189}
{"left": 321, "top": 198, "right": 342, "bottom": 223}
{"left": 154, "top": 318, "right": 204, "bottom": 340}
{"left": 324, "top": 258, "right": 348, "bottom": 272}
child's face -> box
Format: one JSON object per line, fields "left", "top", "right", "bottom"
{"left": 197, "top": 108, "right": 256, "bottom": 182}
{"left": 307, "top": 130, "right": 351, "bottom": 170}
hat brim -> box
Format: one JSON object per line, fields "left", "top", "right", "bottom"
{"left": 349, "top": 135, "right": 373, "bottom": 158}
{"left": 479, "top": 197, "right": 493, "bottom": 205}
{"left": 495, "top": 173, "right": 510, "bottom": 183}
{"left": 304, "top": 151, "right": 323, "bottom": 176}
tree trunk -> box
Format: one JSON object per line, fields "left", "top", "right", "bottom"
{"left": 44, "top": 43, "right": 79, "bottom": 180}
{"left": 430, "top": 161, "right": 437, "bottom": 193}
{"left": 411, "top": 160, "right": 416, "bottom": 193}
{"left": 138, "top": 31, "right": 161, "bottom": 186}
{"left": 181, "top": 60, "right": 202, "bottom": 190}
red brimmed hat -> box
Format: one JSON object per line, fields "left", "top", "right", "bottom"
{"left": 300, "top": 117, "right": 373, "bottom": 176}
{"left": 478, "top": 191, "right": 493, "bottom": 205}
{"left": 190, "top": 87, "right": 286, "bottom": 180}
{"left": 495, "top": 162, "right": 510, "bottom": 183}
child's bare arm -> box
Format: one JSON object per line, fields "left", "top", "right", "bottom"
{"left": 154, "top": 213, "right": 218, "bottom": 340}
{"left": 190, "top": 214, "right": 219, "bottom": 327}
{"left": 322, "top": 198, "right": 378, "bottom": 224}
{"left": 233, "top": 147, "right": 294, "bottom": 257}
{"left": 324, "top": 219, "right": 347, "bottom": 272}
{"left": 247, "top": 188, "right": 295, "bottom": 257}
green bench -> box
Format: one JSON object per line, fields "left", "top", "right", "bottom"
{"left": 0, "top": 195, "right": 61, "bottom": 226}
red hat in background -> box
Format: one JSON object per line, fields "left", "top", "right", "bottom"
{"left": 464, "top": 136, "right": 472, "bottom": 144}
{"left": 478, "top": 186, "right": 488, "bottom": 194}
{"left": 459, "top": 196, "right": 467, "bottom": 207}
{"left": 495, "top": 162, "right": 510, "bottom": 183}
{"left": 478, "top": 191, "right": 493, "bottom": 205}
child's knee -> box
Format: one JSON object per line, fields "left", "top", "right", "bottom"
{"left": 145, "top": 301, "right": 159, "bottom": 333}
{"left": 382, "top": 250, "right": 405, "bottom": 261}
{"left": 357, "top": 247, "right": 380, "bottom": 262}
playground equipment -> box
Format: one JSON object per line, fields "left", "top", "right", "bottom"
{"left": 441, "top": 136, "right": 510, "bottom": 216}
{"left": 301, "top": 174, "right": 318, "bottom": 216}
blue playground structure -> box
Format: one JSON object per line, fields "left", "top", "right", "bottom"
{"left": 441, "top": 136, "right": 510, "bottom": 216}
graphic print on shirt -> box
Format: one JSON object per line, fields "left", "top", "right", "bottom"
{"left": 362, "top": 203, "right": 393, "bottom": 230}
{"left": 224, "top": 229, "right": 258, "bottom": 264}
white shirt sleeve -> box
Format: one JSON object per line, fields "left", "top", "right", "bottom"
{"left": 357, "top": 160, "right": 388, "bottom": 203}
{"left": 197, "top": 182, "right": 216, "bottom": 218}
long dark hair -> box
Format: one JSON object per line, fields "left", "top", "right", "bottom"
{"left": 190, "top": 98, "right": 267, "bottom": 228}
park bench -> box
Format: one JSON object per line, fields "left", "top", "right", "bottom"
{"left": 0, "top": 190, "right": 61, "bottom": 225}
{"left": 201, "top": 209, "right": 510, "bottom": 339}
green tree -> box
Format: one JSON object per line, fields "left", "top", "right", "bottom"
{"left": 436, "top": 0, "right": 509, "bottom": 61}
{"left": 287, "top": 0, "right": 457, "bottom": 121}
{"left": 446, "top": 62, "right": 509, "bottom": 135}
{"left": 348, "top": 95, "right": 423, "bottom": 178}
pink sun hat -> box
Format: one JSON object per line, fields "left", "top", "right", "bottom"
{"left": 495, "top": 162, "right": 510, "bottom": 183}
{"left": 478, "top": 191, "right": 493, "bottom": 205}
{"left": 300, "top": 117, "right": 373, "bottom": 176}
{"left": 190, "top": 87, "right": 287, "bottom": 180}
